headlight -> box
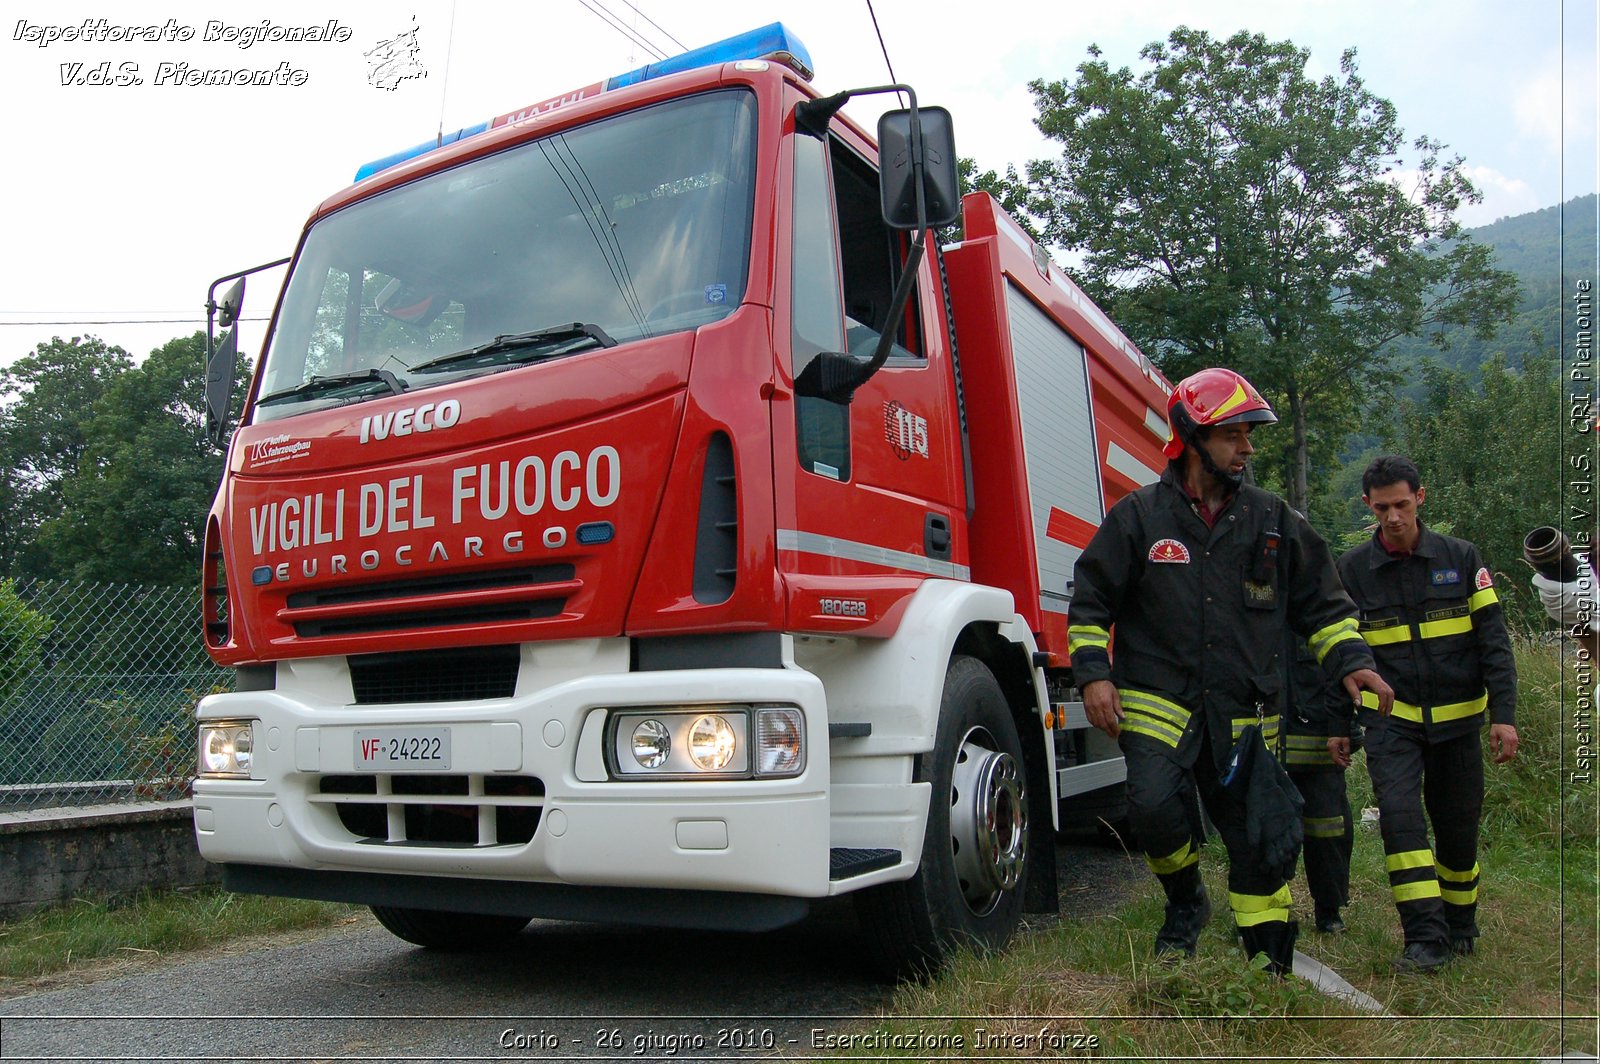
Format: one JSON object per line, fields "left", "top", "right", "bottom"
{"left": 631, "top": 719, "right": 671, "bottom": 769}
{"left": 607, "top": 705, "right": 806, "bottom": 780}
{"left": 198, "top": 721, "right": 256, "bottom": 778}
{"left": 688, "top": 714, "right": 737, "bottom": 771}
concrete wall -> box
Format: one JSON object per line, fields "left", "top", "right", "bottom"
{"left": 0, "top": 801, "right": 220, "bottom": 921}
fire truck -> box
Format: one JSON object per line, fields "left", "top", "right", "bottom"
{"left": 194, "top": 23, "right": 1173, "bottom": 977}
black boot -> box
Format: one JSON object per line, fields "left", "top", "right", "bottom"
{"left": 1239, "top": 918, "right": 1299, "bottom": 977}
{"left": 1154, "top": 866, "right": 1212, "bottom": 959}
{"left": 1393, "top": 939, "right": 1451, "bottom": 973}
{"left": 1314, "top": 904, "right": 1346, "bottom": 934}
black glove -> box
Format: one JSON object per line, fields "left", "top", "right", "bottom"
{"left": 1225, "top": 724, "right": 1305, "bottom": 883}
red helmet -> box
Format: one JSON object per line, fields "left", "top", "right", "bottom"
{"left": 1162, "top": 368, "right": 1277, "bottom": 459}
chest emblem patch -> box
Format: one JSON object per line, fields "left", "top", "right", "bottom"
{"left": 1430, "top": 568, "right": 1461, "bottom": 586}
{"left": 1474, "top": 567, "right": 1494, "bottom": 590}
{"left": 1149, "top": 539, "right": 1191, "bottom": 564}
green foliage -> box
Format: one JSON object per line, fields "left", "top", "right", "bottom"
{"left": 1008, "top": 27, "right": 1520, "bottom": 513}
{"left": 0, "top": 337, "right": 133, "bottom": 575}
{"left": 1, "top": 333, "right": 249, "bottom": 586}
{"left": 1394, "top": 351, "right": 1563, "bottom": 630}
{"left": 0, "top": 578, "right": 51, "bottom": 697}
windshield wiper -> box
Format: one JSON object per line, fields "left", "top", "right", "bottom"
{"left": 409, "top": 322, "right": 617, "bottom": 374}
{"left": 257, "top": 368, "right": 406, "bottom": 407}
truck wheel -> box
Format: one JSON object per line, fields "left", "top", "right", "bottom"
{"left": 855, "top": 655, "right": 1029, "bottom": 980}
{"left": 370, "top": 905, "right": 531, "bottom": 949}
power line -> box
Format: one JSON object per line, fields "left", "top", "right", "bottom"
{"left": 611, "top": 0, "right": 686, "bottom": 52}
{"left": 575, "top": 0, "right": 667, "bottom": 62}
{"left": 865, "top": 0, "right": 900, "bottom": 90}
{"left": 0, "top": 316, "right": 271, "bottom": 327}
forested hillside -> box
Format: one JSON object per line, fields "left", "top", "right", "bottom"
{"left": 1385, "top": 193, "right": 1597, "bottom": 380}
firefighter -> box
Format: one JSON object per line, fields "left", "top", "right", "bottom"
{"left": 1333, "top": 455, "right": 1519, "bottom": 973}
{"left": 1282, "top": 634, "right": 1357, "bottom": 935}
{"left": 1068, "top": 368, "right": 1392, "bottom": 975}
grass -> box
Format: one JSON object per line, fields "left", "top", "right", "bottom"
{"left": 871, "top": 639, "right": 1599, "bottom": 1060}
{"left": 0, "top": 889, "right": 360, "bottom": 988}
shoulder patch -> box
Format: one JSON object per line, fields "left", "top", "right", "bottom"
{"left": 1149, "top": 538, "right": 1191, "bottom": 564}
{"left": 1430, "top": 568, "right": 1461, "bottom": 586}
{"left": 1474, "top": 566, "right": 1494, "bottom": 590}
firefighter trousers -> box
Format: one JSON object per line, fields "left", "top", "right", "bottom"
{"left": 1287, "top": 766, "right": 1353, "bottom": 912}
{"left": 1127, "top": 725, "right": 1297, "bottom": 967}
{"left": 1364, "top": 724, "right": 1483, "bottom": 946}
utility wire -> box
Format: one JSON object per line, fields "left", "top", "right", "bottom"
{"left": 576, "top": 0, "right": 667, "bottom": 61}
{"left": 0, "top": 316, "right": 271, "bottom": 326}
{"left": 864, "top": 0, "right": 903, "bottom": 102}
{"left": 611, "top": 0, "right": 686, "bottom": 51}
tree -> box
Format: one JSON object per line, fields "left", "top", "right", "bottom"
{"left": 35, "top": 333, "right": 244, "bottom": 587}
{"left": 1012, "top": 27, "right": 1520, "bottom": 512}
{"left": 1393, "top": 350, "right": 1562, "bottom": 631}
{"left": 0, "top": 336, "right": 133, "bottom": 575}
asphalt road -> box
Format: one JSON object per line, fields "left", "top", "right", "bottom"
{"left": 0, "top": 833, "right": 1141, "bottom": 1063}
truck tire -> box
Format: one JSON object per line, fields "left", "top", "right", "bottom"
{"left": 854, "top": 655, "right": 1029, "bottom": 980}
{"left": 370, "top": 905, "right": 531, "bottom": 950}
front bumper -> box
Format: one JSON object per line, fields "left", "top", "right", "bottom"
{"left": 192, "top": 654, "right": 831, "bottom": 899}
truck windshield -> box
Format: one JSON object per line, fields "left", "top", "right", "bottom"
{"left": 253, "top": 89, "right": 757, "bottom": 422}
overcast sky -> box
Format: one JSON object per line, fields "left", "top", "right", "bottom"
{"left": 1, "top": 0, "right": 1594, "bottom": 368}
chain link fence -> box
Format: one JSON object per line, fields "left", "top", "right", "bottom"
{"left": 0, "top": 580, "right": 230, "bottom": 812}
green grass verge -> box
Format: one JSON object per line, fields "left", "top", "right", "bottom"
{"left": 871, "top": 640, "right": 1598, "bottom": 1060}
{"left": 0, "top": 889, "right": 360, "bottom": 985}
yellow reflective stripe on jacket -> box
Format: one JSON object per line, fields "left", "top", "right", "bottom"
{"left": 1435, "top": 861, "right": 1480, "bottom": 883}
{"left": 1361, "top": 689, "right": 1487, "bottom": 725}
{"left": 1361, "top": 624, "right": 1411, "bottom": 646}
{"left": 1418, "top": 615, "right": 1473, "bottom": 640}
{"left": 1393, "top": 879, "right": 1442, "bottom": 903}
{"left": 1229, "top": 884, "right": 1292, "bottom": 926}
{"left": 1068, "top": 625, "right": 1110, "bottom": 654}
{"left": 1440, "top": 886, "right": 1478, "bottom": 905}
{"left": 1119, "top": 690, "right": 1192, "bottom": 749}
{"left": 1308, "top": 617, "right": 1363, "bottom": 662}
{"left": 1228, "top": 715, "right": 1280, "bottom": 746}
{"left": 1386, "top": 849, "right": 1435, "bottom": 872}
{"left": 1119, "top": 689, "right": 1191, "bottom": 726}
{"left": 1432, "top": 693, "right": 1489, "bottom": 722}
{"left": 1468, "top": 587, "right": 1499, "bottom": 612}
{"left": 1145, "top": 840, "right": 1199, "bottom": 875}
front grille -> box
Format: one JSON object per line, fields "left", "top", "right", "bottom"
{"left": 280, "top": 564, "right": 578, "bottom": 638}
{"left": 313, "top": 773, "right": 544, "bottom": 847}
{"left": 348, "top": 644, "right": 520, "bottom": 704}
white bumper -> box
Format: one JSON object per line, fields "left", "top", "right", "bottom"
{"left": 192, "top": 646, "right": 832, "bottom": 898}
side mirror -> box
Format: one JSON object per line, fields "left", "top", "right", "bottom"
{"left": 878, "top": 106, "right": 960, "bottom": 230}
{"left": 205, "top": 325, "right": 239, "bottom": 448}
{"left": 215, "top": 278, "right": 246, "bottom": 328}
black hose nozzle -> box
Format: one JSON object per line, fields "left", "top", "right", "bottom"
{"left": 1524, "top": 526, "right": 1581, "bottom": 582}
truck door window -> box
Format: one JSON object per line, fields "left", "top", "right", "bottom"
{"left": 831, "top": 139, "right": 922, "bottom": 362}
{"left": 790, "top": 132, "right": 850, "bottom": 481}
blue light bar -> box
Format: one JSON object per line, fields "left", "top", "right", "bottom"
{"left": 353, "top": 22, "right": 811, "bottom": 183}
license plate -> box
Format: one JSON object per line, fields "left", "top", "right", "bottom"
{"left": 354, "top": 728, "right": 451, "bottom": 771}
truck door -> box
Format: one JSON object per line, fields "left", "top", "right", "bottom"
{"left": 775, "top": 109, "right": 965, "bottom": 630}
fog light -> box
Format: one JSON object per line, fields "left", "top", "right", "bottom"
{"left": 198, "top": 721, "right": 255, "bottom": 778}
{"left": 688, "top": 714, "right": 736, "bottom": 771}
{"left": 756, "top": 707, "right": 805, "bottom": 777}
{"left": 631, "top": 719, "right": 671, "bottom": 769}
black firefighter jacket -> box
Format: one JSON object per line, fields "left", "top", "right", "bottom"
{"left": 1068, "top": 467, "right": 1377, "bottom": 774}
{"left": 1334, "top": 525, "right": 1517, "bottom": 741}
